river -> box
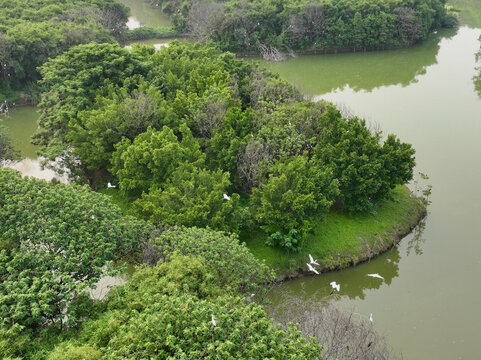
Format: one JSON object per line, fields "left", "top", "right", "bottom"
{"left": 2, "top": 2, "right": 480, "bottom": 358}
{"left": 263, "top": 25, "right": 481, "bottom": 360}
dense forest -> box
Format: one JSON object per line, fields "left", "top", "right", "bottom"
{"left": 153, "top": 0, "right": 458, "bottom": 54}
{"left": 0, "top": 0, "right": 129, "bottom": 102}
{"left": 31, "top": 41, "right": 415, "bottom": 249}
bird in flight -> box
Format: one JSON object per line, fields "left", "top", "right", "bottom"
{"left": 306, "top": 263, "right": 319, "bottom": 274}
{"left": 330, "top": 281, "right": 340, "bottom": 292}
{"left": 367, "top": 273, "right": 384, "bottom": 280}
{"left": 308, "top": 254, "right": 319, "bottom": 266}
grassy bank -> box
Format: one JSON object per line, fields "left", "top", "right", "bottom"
{"left": 240, "top": 185, "right": 426, "bottom": 279}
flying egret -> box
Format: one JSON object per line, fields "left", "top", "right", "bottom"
{"left": 369, "top": 313, "right": 373, "bottom": 323}
{"left": 223, "top": 193, "right": 231, "bottom": 201}
{"left": 367, "top": 273, "right": 384, "bottom": 280}
{"left": 308, "top": 254, "right": 319, "bottom": 266}
{"left": 211, "top": 314, "right": 216, "bottom": 326}
{"left": 306, "top": 263, "right": 319, "bottom": 275}
{"left": 330, "top": 281, "right": 340, "bottom": 292}
{"left": 107, "top": 182, "right": 116, "bottom": 188}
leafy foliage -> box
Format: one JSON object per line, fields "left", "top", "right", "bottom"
{"left": 134, "top": 163, "right": 242, "bottom": 231}
{"left": 251, "top": 155, "right": 339, "bottom": 236}
{"left": 148, "top": 227, "right": 275, "bottom": 295}
{"left": 0, "top": 0, "right": 130, "bottom": 100}
{"left": 36, "top": 253, "right": 322, "bottom": 360}
{"left": 153, "top": 0, "right": 456, "bottom": 54}
{"left": 0, "top": 122, "right": 19, "bottom": 166}
{"left": 35, "top": 41, "right": 416, "bottom": 249}
{"left": 0, "top": 168, "right": 152, "bottom": 330}
{"left": 313, "top": 105, "right": 415, "bottom": 212}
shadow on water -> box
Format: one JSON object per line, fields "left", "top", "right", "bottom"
{"left": 266, "top": 219, "right": 428, "bottom": 317}
{"left": 262, "top": 28, "right": 457, "bottom": 96}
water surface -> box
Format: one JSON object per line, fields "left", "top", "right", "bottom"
{"left": 119, "top": 0, "right": 171, "bottom": 29}
{"left": 263, "top": 26, "right": 481, "bottom": 359}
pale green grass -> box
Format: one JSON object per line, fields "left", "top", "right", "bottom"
{"left": 240, "top": 185, "right": 425, "bottom": 276}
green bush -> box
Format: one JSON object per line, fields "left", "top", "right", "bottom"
{"left": 150, "top": 227, "right": 275, "bottom": 295}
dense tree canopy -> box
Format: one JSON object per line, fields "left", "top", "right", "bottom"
{"left": 0, "top": 0, "right": 129, "bottom": 102}
{"left": 40, "top": 253, "right": 322, "bottom": 360}
{"left": 0, "top": 168, "right": 152, "bottom": 331}
{"left": 152, "top": 0, "right": 457, "bottom": 54}
{"left": 34, "top": 41, "right": 415, "bottom": 246}
{"left": 0, "top": 122, "right": 19, "bottom": 166}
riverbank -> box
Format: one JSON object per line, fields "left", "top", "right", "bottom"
{"left": 241, "top": 185, "right": 427, "bottom": 281}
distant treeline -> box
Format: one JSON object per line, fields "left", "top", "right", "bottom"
{"left": 153, "top": 0, "right": 458, "bottom": 53}
{"left": 0, "top": 0, "right": 129, "bottom": 102}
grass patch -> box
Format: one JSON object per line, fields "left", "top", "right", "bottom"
{"left": 97, "top": 187, "right": 132, "bottom": 215}
{"left": 240, "top": 185, "right": 426, "bottom": 278}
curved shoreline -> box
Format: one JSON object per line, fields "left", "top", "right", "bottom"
{"left": 273, "top": 196, "right": 427, "bottom": 283}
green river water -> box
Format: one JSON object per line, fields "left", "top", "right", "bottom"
{"left": 262, "top": 26, "right": 481, "bottom": 360}
{"left": 1, "top": 2, "right": 480, "bottom": 358}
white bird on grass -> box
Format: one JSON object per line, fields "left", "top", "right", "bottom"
{"left": 107, "top": 182, "right": 116, "bottom": 188}
{"left": 369, "top": 313, "right": 373, "bottom": 323}
{"left": 367, "top": 273, "right": 384, "bottom": 280}
{"left": 330, "top": 281, "right": 340, "bottom": 292}
{"left": 211, "top": 314, "right": 216, "bottom": 326}
{"left": 308, "top": 254, "right": 319, "bottom": 266}
{"left": 306, "top": 263, "right": 319, "bottom": 275}
{"left": 223, "top": 193, "right": 231, "bottom": 201}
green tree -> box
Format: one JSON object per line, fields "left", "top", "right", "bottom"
{"left": 111, "top": 124, "right": 204, "bottom": 196}
{"left": 134, "top": 163, "right": 241, "bottom": 231}
{"left": 33, "top": 42, "right": 147, "bottom": 171}
{"left": 313, "top": 105, "right": 415, "bottom": 212}
{"left": 0, "top": 122, "right": 19, "bottom": 166}
{"left": 149, "top": 227, "right": 275, "bottom": 295}
{"left": 250, "top": 155, "right": 339, "bottom": 237}
{"left": 68, "top": 83, "right": 178, "bottom": 172}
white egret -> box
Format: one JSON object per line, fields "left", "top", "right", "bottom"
{"left": 107, "top": 182, "right": 116, "bottom": 188}
{"left": 223, "top": 193, "right": 231, "bottom": 201}
{"left": 211, "top": 314, "right": 216, "bottom": 326}
{"left": 330, "top": 281, "right": 340, "bottom": 292}
{"left": 306, "top": 263, "right": 319, "bottom": 275}
{"left": 369, "top": 313, "right": 373, "bottom": 323}
{"left": 367, "top": 273, "right": 384, "bottom": 280}
{"left": 308, "top": 254, "right": 319, "bottom": 266}
{"left": 91, "top": 215, "right": 95, "bottom": 220}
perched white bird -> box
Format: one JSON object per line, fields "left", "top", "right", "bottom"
{"left": 369, "top": 313, "right": 373, "bottom": 323}
{"left": 211, "top": 314, "right": 216, "bottom": 326}
{"left": 306, "top": 263, "right": 319, "bottom": 275}
{"left": 330, "top": 281, "right": 340, "bottom": 292}
{"left": 308, "top": 254, "right": 319, "bottom": 266}
{"left": 367, "top": 273, "right": 384, "bottom": 280}
{"left": 223, "top": 193, "right": 231, "bottom": 201}
{"left": 91, "top": 215, "right": 95, "bottom": 220}
{"left": 107, "top": 182, "right": 116, "bottom": 188}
